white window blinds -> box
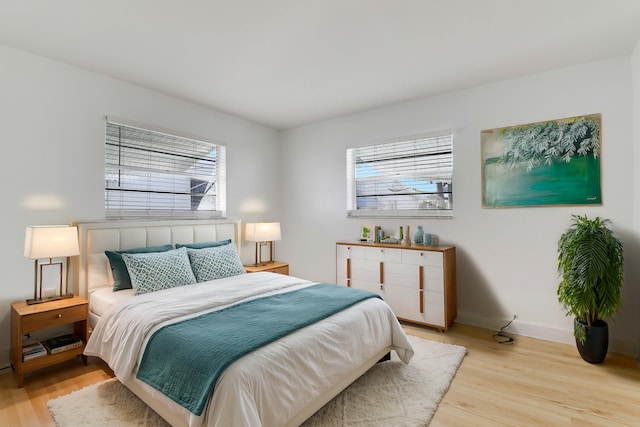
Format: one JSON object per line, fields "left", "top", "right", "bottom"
{"left": 105, "top": 121, "right": 226, "bottom": 218}
{"left": 347, "top": 133, "right": 453, "bottom": 217}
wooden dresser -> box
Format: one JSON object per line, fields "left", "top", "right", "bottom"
{"left": 336, "top": 241, "right": 456, "bottom": 331}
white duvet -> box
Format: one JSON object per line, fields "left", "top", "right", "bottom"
{"left": 85, "top": 272, "right": 414, "bottom": 427}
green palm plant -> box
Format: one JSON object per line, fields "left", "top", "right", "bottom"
{"left": 557, "top": 215, "right": 624, "bottom": 342}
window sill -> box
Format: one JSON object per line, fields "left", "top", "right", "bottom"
{"left": 347, "top": 209, "right": 453, "bottom": 219}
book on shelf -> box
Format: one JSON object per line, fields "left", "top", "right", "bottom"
{"left": 22, "top": 342, "right": 47, "bottom": 361}
{"left": 45, "top": 334, "right": 83, "bottom": 354}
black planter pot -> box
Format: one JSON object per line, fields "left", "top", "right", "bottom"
{"left": 574, "top": 319, "right": 609, "bottom": 364}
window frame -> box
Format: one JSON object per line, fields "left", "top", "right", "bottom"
{"left": 346, "top": 131, "right": 454, "bottom": 219}
{"left": 104, "top": 118, "right": 226, "bottom": 219}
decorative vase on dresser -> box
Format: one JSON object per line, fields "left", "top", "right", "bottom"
{"left": 413, "top": 226, "right": 424, "bottom": 244}
{"left": 402, "top": 226, "right": 411, "bottom": 246}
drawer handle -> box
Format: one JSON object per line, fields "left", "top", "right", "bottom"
{"left": 57, "top": 314, "right": 62, "bottom": 318}
{"left": 419, "top": 266, "right": 424, "bottom": 313}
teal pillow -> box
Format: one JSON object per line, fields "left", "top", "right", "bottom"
{"left": 187, "top": 244, "right": 246, "bottom": 282}
{"left": 121, "top": 247, "right": 197, "bottom": 295}
{"left": 175, "top": 239, "right": 232, "bottom": 249}
{"left": 105, "top": 244, "right": 173, "bottom": 292}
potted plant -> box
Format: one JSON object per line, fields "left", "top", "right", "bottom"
{"left": 557, "top": 214, "right": 624, "bottom": 363}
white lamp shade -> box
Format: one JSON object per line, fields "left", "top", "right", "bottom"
{"left": 245, "top": 222, "right": 281, "bottom": 242}
{"left": 24, "top": 225, "right": 80, "bottom": 259}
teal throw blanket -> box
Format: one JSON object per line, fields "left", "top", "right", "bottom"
{"left": 136, "top": 283, "right": 381, "bottom": 415}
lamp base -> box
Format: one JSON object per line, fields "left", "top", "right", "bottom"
{"left": 26, "top": 293, "right": 74, "bottom": 305}
{"left": 253, "top": 261, "right": 273, "bottom": 267}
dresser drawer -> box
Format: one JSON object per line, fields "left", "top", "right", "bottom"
{"left": 401, "top": 250, "right": 443, "bottom": 267}
{"left": 270, "top": 265, "right": 289, "bottom": 275}
{"left": 336, "top": 244, "right": 366, "bottom": 259}
{"left": 364, "top": 246, "right": 402, "bottom": 262}
{"left": 22, "top": 304, "right": 87, "bottom": 333}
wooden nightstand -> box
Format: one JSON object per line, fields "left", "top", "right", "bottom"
{"left": 244, "top": 261, "right": 289, "bottom": 275}
{"left": 10, "top": 296, "right": 88, "bottom": 387}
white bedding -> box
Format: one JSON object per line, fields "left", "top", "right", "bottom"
{"left": 89, "top": 286, "right": 134, "bottom": 318}
{"left": 85, "top": 272, "right": 414, "bottom": 427}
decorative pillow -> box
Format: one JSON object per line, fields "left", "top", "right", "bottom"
{"left": 175, "top": 239, "right": 232, "bottom": 249}
{"left": 187, "top": 243, "right": 246, "bottom": 282}
{"left": 121, "top": 247, "right": 197, "bottom": 295}
{"left": 105, "top": 244, "right": 173, "bottom": 292}
{"left": 88, "top": 253, "right": 114, "bottom": 293}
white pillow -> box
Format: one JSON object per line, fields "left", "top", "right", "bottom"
{"left": 88, "top": 253, "right": 114, "bottom": 293}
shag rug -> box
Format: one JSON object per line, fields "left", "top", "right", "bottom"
{"left": 48, "top": 335, "right": 466, "bottom": 427}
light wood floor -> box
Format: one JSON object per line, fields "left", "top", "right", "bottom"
{"left": 1, "top": 322, "right": 639, "bottom": 426}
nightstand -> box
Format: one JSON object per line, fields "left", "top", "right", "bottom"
{"left": 10, "top": 296, "right": 88, "bottom": 387}
{"left": 244, "top": 261, "right": 289, "bottom": 275}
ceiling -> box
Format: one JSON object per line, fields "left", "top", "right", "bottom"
{"left": 2, "top": 1, "right": 640, "bottom": 130}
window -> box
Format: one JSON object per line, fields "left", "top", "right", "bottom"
{"left": 347, "top": 132, "right": 453, "bottom": 217}
{"left": 105, "top": 120, "right": 226, "bottom": 218}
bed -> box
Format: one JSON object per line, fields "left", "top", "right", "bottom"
{"left": 74, "top": 219, "right": 414, "bottom": 427}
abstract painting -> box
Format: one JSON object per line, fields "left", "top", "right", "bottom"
{"left": 481, "top": 114, "right": 602, "bottom": 207}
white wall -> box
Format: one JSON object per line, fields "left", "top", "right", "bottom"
{"left": 280, "top": 56, "right": 639, "bottom": 355}
{"left": 0, "top": 45, "right": 282, "bottom": 366}
{"left": 632, "top": 41, "right": 640, "bottom": 358}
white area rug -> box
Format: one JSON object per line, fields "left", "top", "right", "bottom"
{"left": 48, "top": 335, "right": 466, "bottom": 427}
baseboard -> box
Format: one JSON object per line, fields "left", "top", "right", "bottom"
{"left": 456, "top": 311, "right": 638, "bottom": 356}
{"left": 0, "top": 347, "right": 11, "bottom": 370}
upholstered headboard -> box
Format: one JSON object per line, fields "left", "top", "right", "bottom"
{"left": 71, "top": 219, "right": 241, "bottom": 299}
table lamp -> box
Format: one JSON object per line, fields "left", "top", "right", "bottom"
{"left": 245, "top": 222, "right": 281, "bottom": 266}
{"left": 24, "top": 225, "right": 79, "bottom": 305}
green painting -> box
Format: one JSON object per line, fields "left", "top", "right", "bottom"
{"left": 481, "top": 114, "right": 601, "bottom": 207}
